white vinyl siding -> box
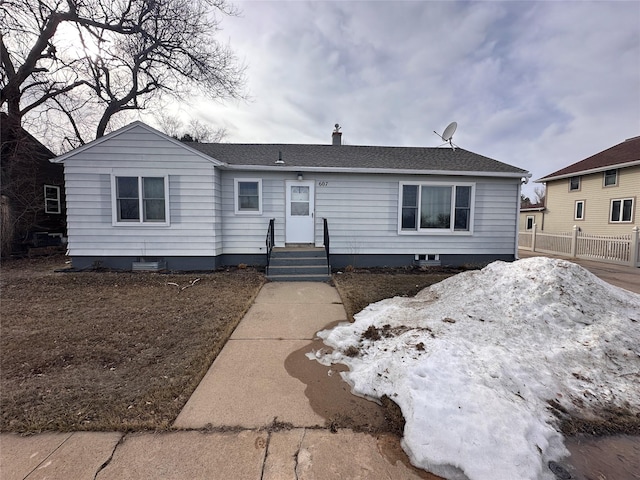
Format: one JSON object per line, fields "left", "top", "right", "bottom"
{"left": 60, "top": 124, "right": 522, "bottom": 260}
{"left": 62, "top": 125, "right": 220, "bottom": 257}
{"left": 221, "top": 172, "right": 284, "bottom": 253}
{"left": 312, "top": 174, "right": 518, "bottom": 256}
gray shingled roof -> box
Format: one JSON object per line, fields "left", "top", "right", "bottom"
{"left": 187, "top": 143, "right": 528, "bottom": 175}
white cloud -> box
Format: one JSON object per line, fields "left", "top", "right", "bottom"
{"left": 186, "top": 0, "right": 639, "bottom": 196}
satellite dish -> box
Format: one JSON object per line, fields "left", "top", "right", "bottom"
{"left": 433, "top": 121, "right": 459, "bottom": 150}
{"left": 442, "top": 122, "right": 457, "bottom": 141}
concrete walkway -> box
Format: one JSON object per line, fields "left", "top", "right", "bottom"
{"left": 1, "top": 282, "right": 436, "bottom": 480}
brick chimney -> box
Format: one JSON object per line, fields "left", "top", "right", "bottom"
{"left": 332, "top": 123, "right": 342, "bottom": 146}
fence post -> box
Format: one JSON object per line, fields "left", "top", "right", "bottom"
{"left": 531, "top": 223, "right": 537, "bottom": 252}
{"left": 631, "top": 226, "right": 639, "bottom": 267}
{"left": 571, "top": 225, "right": 578, "bottom": 258}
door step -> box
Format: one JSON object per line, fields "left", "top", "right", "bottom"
{"left": 267, "top": 247, "right": 330, "bottom": 282}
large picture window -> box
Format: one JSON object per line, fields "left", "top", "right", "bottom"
{"left": 400, "top": 183, "right": 474, "bottom": 233}
{"left": 112, "top": 175, "right": 168, "bottom": 225}
{"left": 234, "top": 178, "right": 262, "bottom": 214}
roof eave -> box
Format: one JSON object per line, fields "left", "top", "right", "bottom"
{"left": 220, "top": 164, "right": 530, "bottom": 178}
{"left": 535, "top": 159, "right": 640, "bottom": 183}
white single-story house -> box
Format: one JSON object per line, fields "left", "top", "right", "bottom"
{"left": 51, "top": 121, "right": 530, "bottom": 271}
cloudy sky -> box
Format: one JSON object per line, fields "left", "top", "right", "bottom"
{"left": 152, "top": 1, "right": 640, "bottom": 199}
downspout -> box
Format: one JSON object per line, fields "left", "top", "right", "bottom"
{"left": 516, "top": 176, "right": 529, "bottom": 260}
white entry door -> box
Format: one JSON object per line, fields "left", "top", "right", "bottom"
{"left": 285, "top": 180, "right": 315, "bottom": 243}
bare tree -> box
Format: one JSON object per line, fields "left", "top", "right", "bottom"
{"left": 1, "top": 0, "right": 245, "bottom": 147}
{"left": 155, "top": 114, "right": 227, "bottom": 143}
{"left": 533, "top": 185, "right": 546, "bottom": 205}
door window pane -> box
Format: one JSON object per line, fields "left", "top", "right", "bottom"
{"left": 291, "top": 202, "right": 309, "bottom": 216}
{"left": 291, "top": 186, "right": 309, "bottom": 202}
{"left": 291, "top": 186, "right": 309, "bottom": 216}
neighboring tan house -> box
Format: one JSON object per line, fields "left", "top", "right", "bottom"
{"left": 51, "top": 121, "right": 530, "bottom": 273}
{"left": 519, "top": 203, "right": 545, "bottom": 232}
{"left": 536, "top": 136, "right": 639, "bottom": 235}
{"left": 0, "top": 113, "right": 66, "bottom": 255}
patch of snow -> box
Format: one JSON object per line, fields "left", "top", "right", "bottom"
{"left": 311, "top": 258, "right": 640, "bottom": 480}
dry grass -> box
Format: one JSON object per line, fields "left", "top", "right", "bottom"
{"left": 333, "top": 268, "right": 457, "bottom": 321}
{"left": 1, "top": 255, "right": 265, "bottom": 433}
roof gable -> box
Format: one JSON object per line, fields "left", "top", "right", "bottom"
{"left": 537, "top": 136, "right": 640, "bottom": 182}
{"left": 51, "top": 121, "right": 224, "bottom": 165}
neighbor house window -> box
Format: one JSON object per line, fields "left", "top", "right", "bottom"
{"left": 399, "top": 183, "right": 474, "bottom": 233}
{"left": 610, "top": 198, "right": 634, "bottom": 223}
{"left": 603, "top": 169, "right": 617, "bottom": 187}
{"left": 44, "top": 185, "right": 61, "bottom": 214}
{"left": 526, "top": 216, "right": 534, "bottom": 230}
{"left": 569, "top": 176, "right": 580, "bottom": 191}
{"left": 574, "top": 200, "right": 585, "bottom": 220}
{"left": 234, "top": 179, "right": 262, "bottom": 214}
{"left": 111, "top": 175, "right": 168, "bottom": 225}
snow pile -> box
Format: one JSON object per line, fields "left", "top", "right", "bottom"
{"left": 311, "top": 257, "right": 640, "bottom": 480}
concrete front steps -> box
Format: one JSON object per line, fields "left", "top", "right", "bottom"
{"left": 266, "top": 246, "right": 331, "bottom": 282}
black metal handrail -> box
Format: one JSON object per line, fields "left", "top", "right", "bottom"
{"left": 323, "top": 217, "right": 330, "bottom": 275}
{"left": 266, "top": 218, "right": 275, "bottom": 275}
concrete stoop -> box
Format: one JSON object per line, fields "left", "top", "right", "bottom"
{"left": 267, "top": 246, "right": 330, "bottom": 282}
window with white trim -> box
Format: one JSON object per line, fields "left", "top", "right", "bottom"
{"left": 526, "top": 216, "right": 534, "bottom": 230}
{"left": 44, "top": 185, "right": 61, "bottom": 214}
{"left": 603, "top": 169, "right": 617, "bottom": 187}
{"left": 111, "top": 175, "right": 168, "bottom": 225}
{"left": 569, "top": 176, "right": 580, "bottom": 191}
{"left": 574, "top": 200, "right": 585, "bottom": 220}
{"left": 234, "top": 179, "right": 262, "bottom": 214}
{"left": 610, "top": 198, "right": 633, "bottom": 223}
{"left": 399, "top": 183, "right": 474, "bottom": 233}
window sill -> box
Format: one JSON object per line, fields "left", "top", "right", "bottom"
{"left": 398, "top": 230, "right": 473, "bottom": 236}
{"left": 112, "top": 222, "right": 171, "bottom": 227}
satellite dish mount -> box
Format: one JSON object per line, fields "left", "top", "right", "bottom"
{"left": 433, "top": 121, "right": 458, "bottom": 150}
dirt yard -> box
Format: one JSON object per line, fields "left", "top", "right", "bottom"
{"left": 1, "top": 255, "right": 265, "bottom": 432}
{"left": 1, "top": 257, "right": 458, "bottom": 434}
{"left": 332, "top": 267, "right": 459, "bottom": 321}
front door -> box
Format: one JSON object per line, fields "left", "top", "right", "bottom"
{"left": 285, "top": 180, "right": 315, "bottom": 243}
